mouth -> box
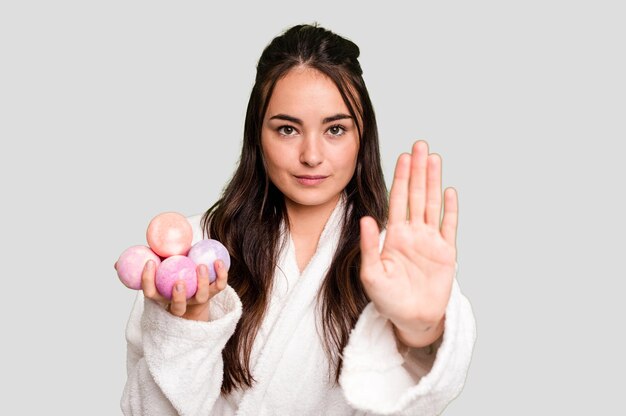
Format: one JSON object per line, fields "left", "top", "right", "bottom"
{"left": 295, "top": 175, "right": 328, "bottom": 179}
{"left": 294, "top": 175, "right": 328, "bottom": 185}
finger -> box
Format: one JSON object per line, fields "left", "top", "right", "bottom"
{"left": 193, "top": 264, "right": 210, "bottom": 304}
{"left": 169, "top": 281, "right": 187, "bottom": 317}
{"left": 211, "top": 260, "right": 229, "bottom": 298}
{"left": 408, "top": 140, "right": 429, "bottom": 225}
{"left": 441, "top": 187, "right": 459, "bottom": 246}
{"left": 425, "top": 153, "right": 442, "bottom": 228}
{"left": 141, "top": 260, "right": 160, "bottom": 299}
{"left": 388, "top": 153, "right": 411, "bottom": 224}
{"left": 114, "top": 261, "right": 118, "bottom": 271}
{"left": 359, "top": 216, "right": 385, "bottom": 285}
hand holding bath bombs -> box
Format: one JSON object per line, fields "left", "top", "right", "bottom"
{"left": 116, "top": 211, "right": 231, "bottom": 300}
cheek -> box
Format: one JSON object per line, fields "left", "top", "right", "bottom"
{"left": 264, "top": 148, "right": 287, "bottom": 172}
{"left": 262, "top": 145, "right": 290, "bottom": 180}
{"left": 339, "top": 143, "right": 359, "bottom": 172}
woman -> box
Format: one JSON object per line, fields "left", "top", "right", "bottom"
{"left": 121, "top": 23, "right": 476, "bottom": 415}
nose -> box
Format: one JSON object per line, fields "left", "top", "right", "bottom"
{"left": 299, "top": 135, "right": 323, "bottom": 167}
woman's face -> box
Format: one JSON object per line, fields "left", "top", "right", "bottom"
{"left": 261, "top": 66, "right": 360, "bottom": 213}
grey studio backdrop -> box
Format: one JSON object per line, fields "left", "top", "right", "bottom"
{"left": 1, "top": 1, "right": 624, "bottom": 414}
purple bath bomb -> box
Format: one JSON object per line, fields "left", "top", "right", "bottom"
{"left": 116, "top": 245, "right": 161, "bottom": 290}
{"left": 187, "top": 239, "right": 231, "bottom": 283}
{"left": 155, "top": 255, "right": 198, "bottom": 300}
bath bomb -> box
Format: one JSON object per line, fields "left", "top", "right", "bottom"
{"left": 116, "top": 245, "right": 161, "bottom": 290}
{"left": 187, "top": 239, "right": 231, "bottom": 283}
{"left": 146, "top": 212, "right": 193, "bottom": 257}
{"left": 155, "top": 255, "right": 198, "bottom": 300}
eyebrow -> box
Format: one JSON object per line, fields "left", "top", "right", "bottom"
{"left": 268, "top": 113, "right": 353, "bottom": 125}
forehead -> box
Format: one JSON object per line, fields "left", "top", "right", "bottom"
{"left": 266, "top": 67, "right": 349, "bottom": 115}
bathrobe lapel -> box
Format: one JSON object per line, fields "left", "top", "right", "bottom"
{"left": 235, "top": 195, "right": 347, "bottom": 415}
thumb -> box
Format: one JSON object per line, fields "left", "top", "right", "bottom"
{"left": 359, "top": 216, "right": 384, "bottom": 284}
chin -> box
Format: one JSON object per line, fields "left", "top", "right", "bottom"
{"left": 283, "top": 189, "right": 341, "bottom": 208}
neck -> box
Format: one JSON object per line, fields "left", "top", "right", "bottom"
{"left": 285, "top": 193, "right": 341, "bottom": 238}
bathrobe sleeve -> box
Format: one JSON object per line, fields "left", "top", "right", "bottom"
{"left": 120, "top": 285, "right": 242, "bottom": 416}
{"left": 339, "top": 268, "right": 476, "bottom": 415}
{"left": 339, "top": 230, "right": 477, "bottom": 416}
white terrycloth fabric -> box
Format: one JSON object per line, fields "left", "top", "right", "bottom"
{"left": 121, "top": 195, "right": 477, "bottom": 415}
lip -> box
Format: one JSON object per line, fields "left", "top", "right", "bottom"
{"left": 294, "top": 175, "right": 328, "bottom": 185}
{"left": 295, "top": 175, "right": 328, "bottom": 179}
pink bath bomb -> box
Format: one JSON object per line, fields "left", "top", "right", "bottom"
{"left": 187, "top": 239, "right": 231, "bottom": 283}
{"left": 146, "top": 212, "right": 193, "bottom": 257}
{"left": 155, "top": 255, "right": 198, "bottom": 300}
{"left": 116, "top": 245, "right": 161, "bottom": 290}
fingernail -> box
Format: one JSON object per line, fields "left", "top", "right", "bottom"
{"left": 175, "top": 283, "right": 183, "bottom": 292}
{"left": 146, "top": 260, "right": 153, "bottom": 270}
{"left": 197, "top": 264, "right": 205, "bottom": 274}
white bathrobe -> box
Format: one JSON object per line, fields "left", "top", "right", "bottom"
{"left": 121, "top": 196, "right": 477, "bottom": 415}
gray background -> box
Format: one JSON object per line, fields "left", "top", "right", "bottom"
{"left": 1, "top": 0, "right": 624, "bottom": 414}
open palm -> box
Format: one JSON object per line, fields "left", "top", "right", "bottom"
{"left": 359, "top": 140, "right": 458, "bottom": 346}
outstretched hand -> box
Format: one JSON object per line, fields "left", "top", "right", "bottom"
{"left": 359, "top": 140, "right": 458, "bottom": 348}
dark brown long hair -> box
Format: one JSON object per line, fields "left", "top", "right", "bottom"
{"left": 201, "top": 23, "right": 389, "bottom": 394}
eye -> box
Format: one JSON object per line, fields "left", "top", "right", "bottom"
{"left": 277, "top": 125, "right": 298, "bottom": 137}
{"left": 327, "top": 124, "right": 347, "bottom": 137}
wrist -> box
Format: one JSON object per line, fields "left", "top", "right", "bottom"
{"left": 166, "top": 303, "right": 210, "bottom": 322}
{"left": 393, "top": 315, "right": 445, "bottom": 348}
{"left": 184, "top": 303, "right": 210, "bottom": 321}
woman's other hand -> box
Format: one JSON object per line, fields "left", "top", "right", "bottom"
{"left": 359, "top": 140, "right": 458, "bottom": 348}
